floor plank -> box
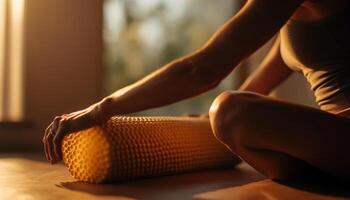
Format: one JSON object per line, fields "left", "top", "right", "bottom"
{"left": 0, "top": 154, "right": 349, "bottom": 200}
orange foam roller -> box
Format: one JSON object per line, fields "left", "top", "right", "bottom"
{"left": 62, "top": 116, "right": 237, "bottom": 183}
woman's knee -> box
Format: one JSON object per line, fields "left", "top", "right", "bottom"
{"left": 209, "top": 91, "right": 260, "bottom": 142}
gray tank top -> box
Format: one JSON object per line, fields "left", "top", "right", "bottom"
{"left": 280, "top": 7, "right": 350, "bottom": 115}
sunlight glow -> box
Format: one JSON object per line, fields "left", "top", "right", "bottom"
{"left": 0, "top": 0, "right": 6, "bottom": 120}
{"left": 8, "top": 0, "right": 25, "bottom": 121}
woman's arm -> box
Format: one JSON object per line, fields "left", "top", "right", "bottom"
{"left": 240, "top": 35, "right": 293, "bottom": 95}
{"left": 101, "top": 0, "right": 304, "bottom": 116}
{"left": 44, "top": 0, "right": 305, "bottom": 164}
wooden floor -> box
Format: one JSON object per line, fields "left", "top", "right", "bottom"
{"left": 1, "top": 154, "right": 350, "bottom": 200}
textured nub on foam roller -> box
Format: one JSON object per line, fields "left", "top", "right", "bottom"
{"left": 62, "top": 116, "right": 237, "bottom": 183}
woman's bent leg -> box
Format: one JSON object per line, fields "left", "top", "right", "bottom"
{"left": 209, "top": 91, "right": 350, "bottom": 180}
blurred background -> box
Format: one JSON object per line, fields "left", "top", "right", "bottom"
{"left": 0, "top": 0, "right": 316, "bottom": 152}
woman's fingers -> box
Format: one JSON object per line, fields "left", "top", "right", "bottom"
{"left": 43, "top": 104, "right": 108, "bottom": 164}
{"left": 52, "top": 119, "right": 70, "bottom": 162}
{"left": 48, "top": 116, "right": 61, "bottom": 164}
{"left": 43, "top": 123, "right": 53, "bottom": 162}
{"left": 46, "top": 131, "right": 55, "bottom": 164}
{"left": 49, "top": 110, "right": 96, "bottom": 163}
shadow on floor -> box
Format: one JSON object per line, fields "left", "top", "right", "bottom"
{"left": 202, "top": 179, "right": 350, "bottom": 200}
{"left": 59, "top": 162, "right": 350, "bottom": 200}
{"left": 278, "top": 179, "right": 350, "bottom": 199}
{"left": 59, "top": 165, "right": 264, "bottom": 200}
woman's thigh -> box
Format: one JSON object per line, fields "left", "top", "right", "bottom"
{"left": 209, "top": 91, "right": 350, "bottom": 179}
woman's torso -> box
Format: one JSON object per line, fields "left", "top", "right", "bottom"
{"left": 280, "top": 0, "right": 350, "bottom": 115}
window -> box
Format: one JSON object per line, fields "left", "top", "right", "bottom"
{"left": 0, "top": 0, "right": 25, "bottom": 121}
{"left": 104, "top": 0, "right": 238, "bottom": 115}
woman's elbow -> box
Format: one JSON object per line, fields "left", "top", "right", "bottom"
{"left": 188, "top": 65, "right": 225, "bottom": 92}
{"left": 174, "top": 52, "right": 231, "bottom": 92}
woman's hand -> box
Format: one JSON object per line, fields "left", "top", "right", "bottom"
{"left": 42, "top": 99, "right": 111, "bottom": 164}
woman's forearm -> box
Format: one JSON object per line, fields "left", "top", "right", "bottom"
{"left": 100, "top": 52, "right": 224, "bottom": 117}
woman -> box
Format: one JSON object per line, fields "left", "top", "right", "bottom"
{"left": 43, "top": 0, "right": 350, "bottom": 180}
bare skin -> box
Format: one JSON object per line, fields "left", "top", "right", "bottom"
{"left": 210, "top": 91, "right": 350, "bottom": 181}
{"left": 43, "top": 0, "right": 350, "bottom": 181}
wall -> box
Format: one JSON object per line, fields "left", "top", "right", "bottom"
{"left": 0, "top": 0, "right": 103, "bottom": 151}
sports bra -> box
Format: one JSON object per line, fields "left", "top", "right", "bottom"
{"left": 280, "top": 6, "right": 350, "bottom": 115}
